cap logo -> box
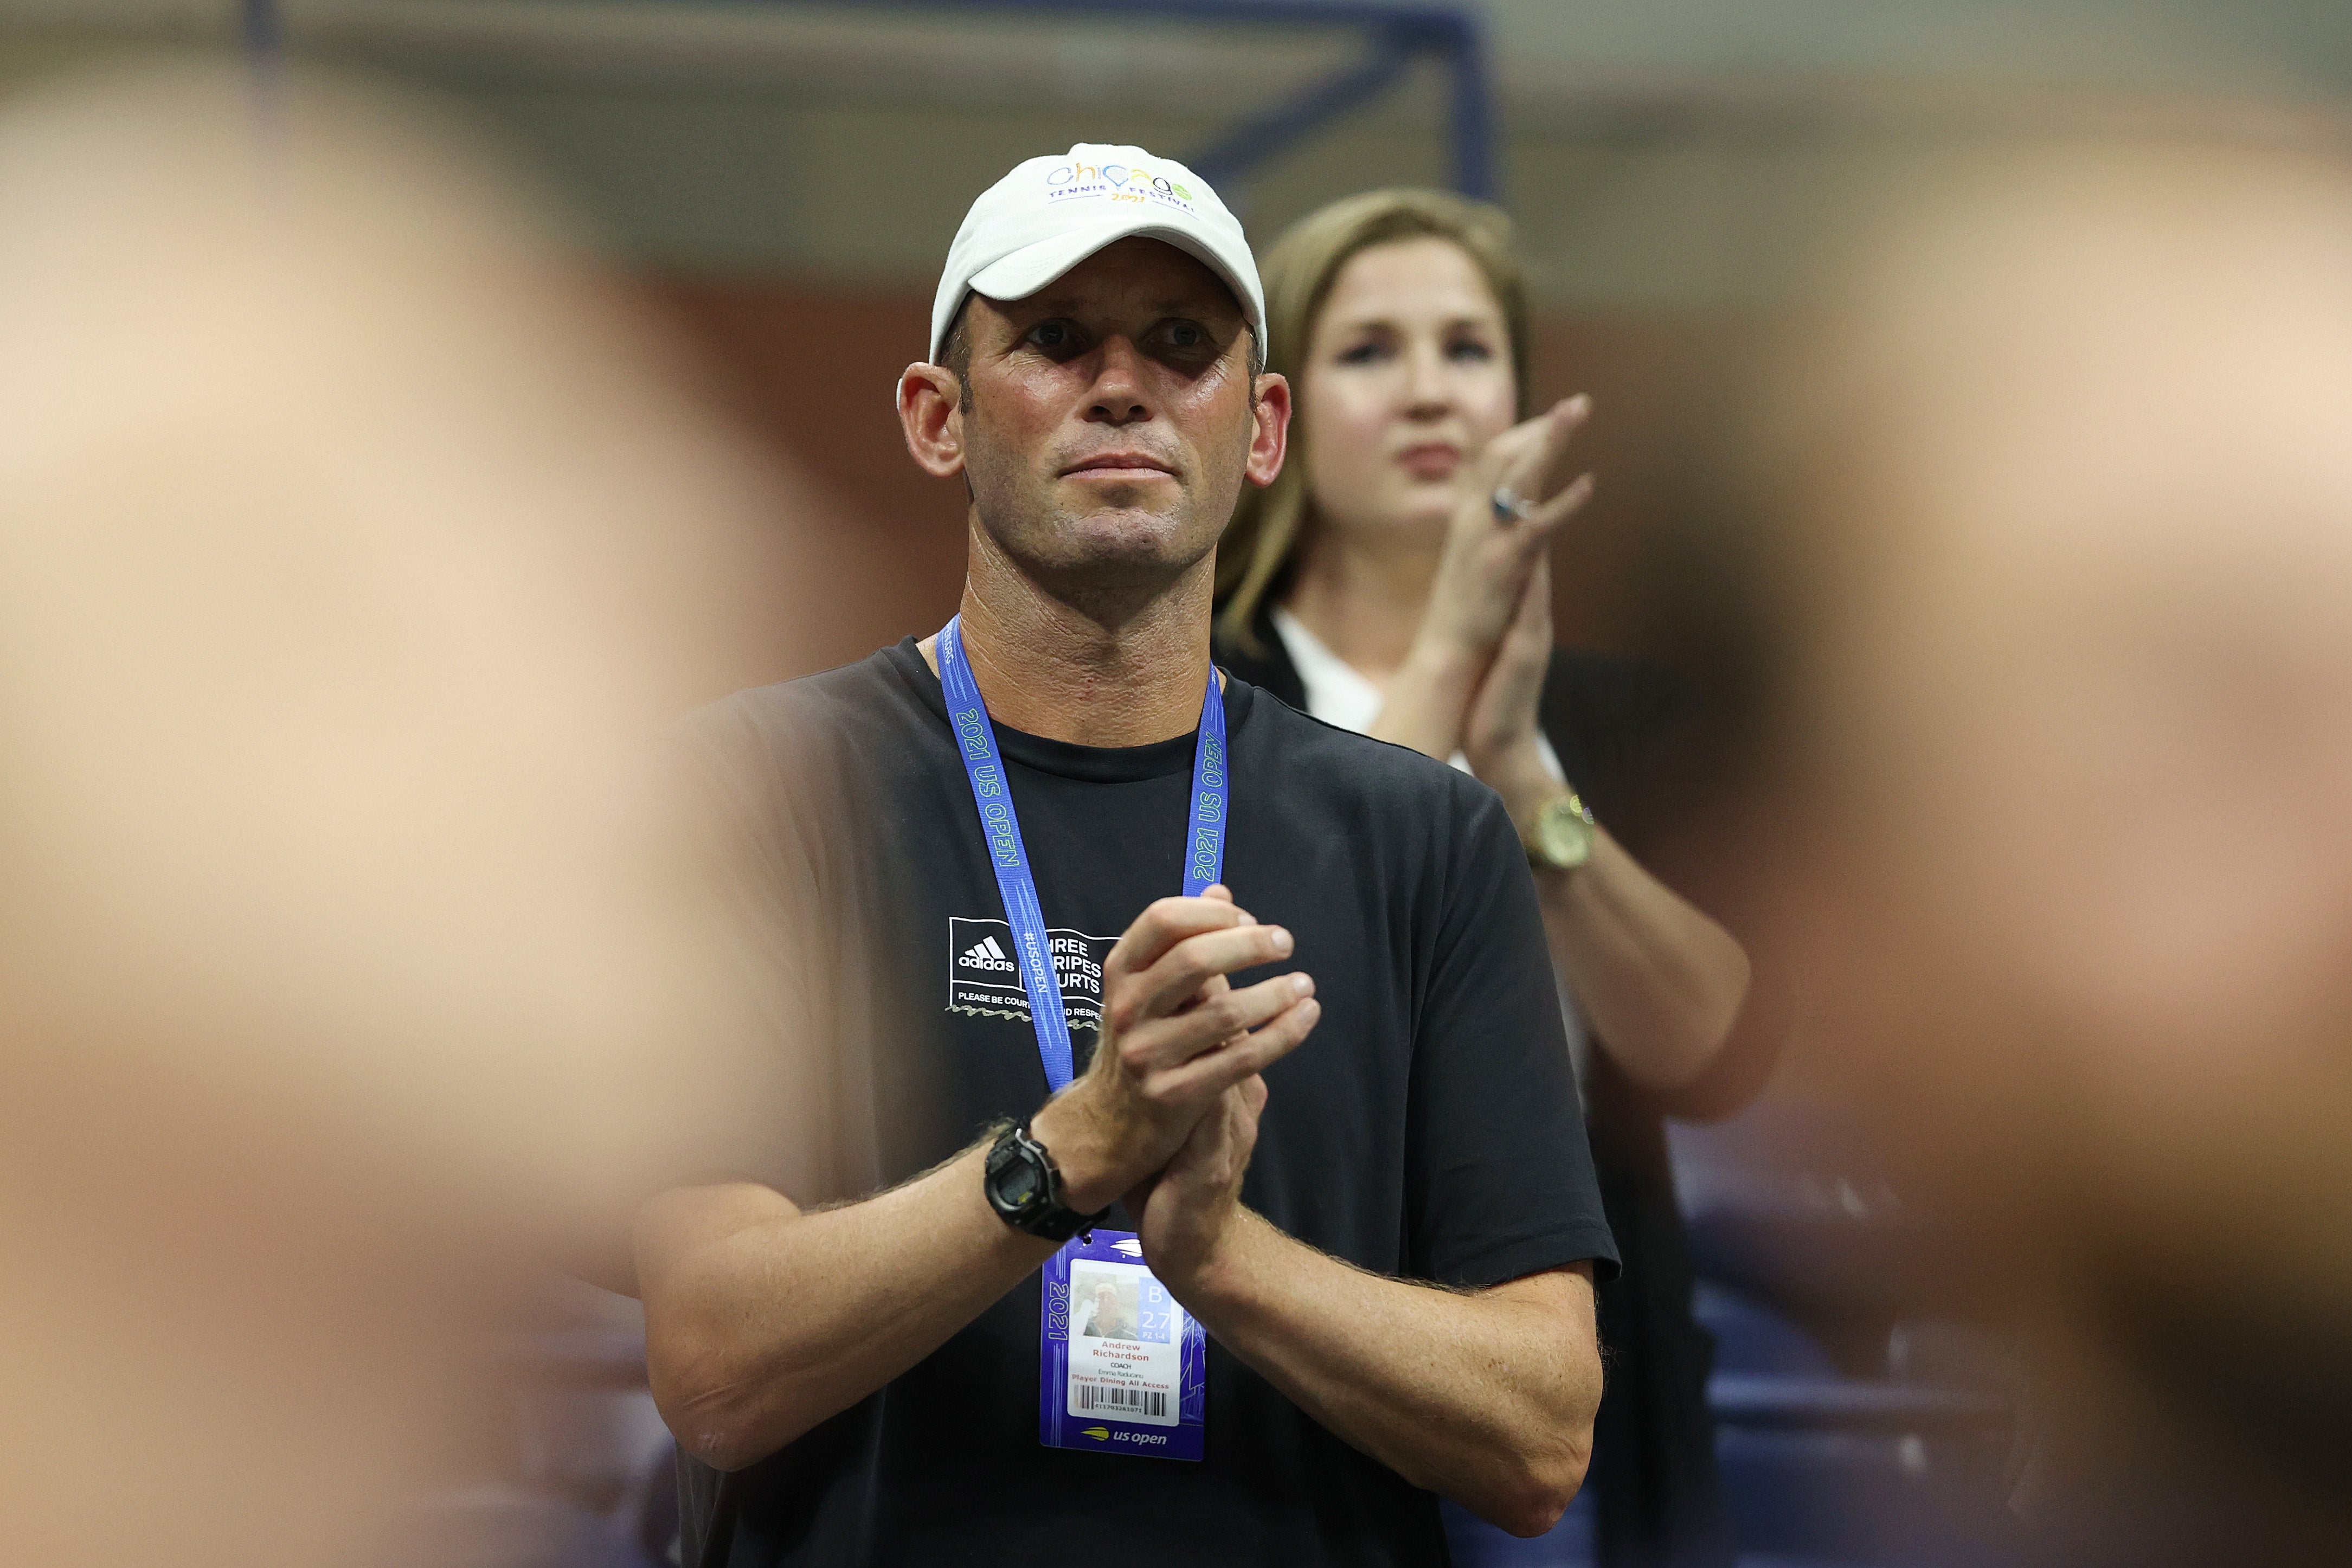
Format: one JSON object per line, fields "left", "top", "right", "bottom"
{"left": 1045, "top": 159, "right": 1195, "bottom": 206}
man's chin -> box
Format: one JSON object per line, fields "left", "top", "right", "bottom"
{"left": 1026, "top": 505, "right": 1214, "bottom": 577}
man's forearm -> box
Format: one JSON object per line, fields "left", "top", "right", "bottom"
{"left": 1172, "top": 1209, "right": 1601, "bottom": 1538}
{"left": 635, "top": 1143, "right": 1056, "bottom": 1471}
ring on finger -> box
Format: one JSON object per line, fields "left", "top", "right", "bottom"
{"left": 1490, "top": 485, "right": 1533, "bottom": 524}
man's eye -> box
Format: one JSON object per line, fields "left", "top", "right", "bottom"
{"left": 1030, "top": 322, "right": 1072, "bottom": 349}
{"left": 1166, "top": 322, "right": 1205, "bottom": 349}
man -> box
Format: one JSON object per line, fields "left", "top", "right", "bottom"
{"left": 1682, "top": 143, "right": 2352, "bottom": 1566}
{"left": 0, "top": 63, "right": 793, "bottom": 1568}
{"left": 1078, "top": 1280, "right": 1137, "bottom": 1341}
{"left": 635, "top": 143, "right": 1616, "bottom": 1567}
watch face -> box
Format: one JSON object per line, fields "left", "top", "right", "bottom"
{"left": 998, "top": 1164, "right": 1042, "bottom": 1209}
{"left": 1535, "top": 802, "right": 1593, "bottom": 869}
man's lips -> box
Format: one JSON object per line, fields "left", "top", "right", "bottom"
{"left": 1059, "top": 452, "right": 1177, "bottom": 480}
{"left": 1395, "top": 442, "right": 1461, "bottom": 480}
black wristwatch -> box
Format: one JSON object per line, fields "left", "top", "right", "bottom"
{"left": 982, "top": 1119, "right": 1107, "bottom": 1243}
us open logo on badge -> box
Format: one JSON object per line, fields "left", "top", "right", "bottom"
{"left": 948, "top": 916, "right": 1115, "bottom": 1027}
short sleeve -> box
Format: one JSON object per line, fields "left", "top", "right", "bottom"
{"left": 668, "top": 696, "right": 852, "bottom": 1208}
{"left": 1404, "top": 782, "right": 1620, "bottom": 1288}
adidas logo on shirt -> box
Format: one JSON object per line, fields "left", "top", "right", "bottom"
{"left": 947, "top": 916, "right": 1117, "bottom": 1027}
{"left": 960, "top": 935, "right": 1018, "bottom": 973}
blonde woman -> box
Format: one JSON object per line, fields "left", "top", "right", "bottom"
{"left": 1214, "top": 189, "right": 1767, "bottom": 1567}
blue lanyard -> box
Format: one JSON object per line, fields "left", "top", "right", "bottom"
{"left": 936, "top": 614, "right": 1227, "bottom": 1093}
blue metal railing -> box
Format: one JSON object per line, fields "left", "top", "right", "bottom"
{"left": 243, "top": 2, "right": 1498, "bottom": 201}
{"left": 885, "top": 1, "right": 1497, "bottom": 201}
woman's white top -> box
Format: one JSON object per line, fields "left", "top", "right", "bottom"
{"left": 1267, "top": 606, "right": 1591, "bottom": 1096}
{"left": 1267, "top": 606, "right": 1569, "bottom": 782}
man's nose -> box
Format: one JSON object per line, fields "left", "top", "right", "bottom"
{"left": 1084, "top": 336, "right": 1152, "bottom": 426}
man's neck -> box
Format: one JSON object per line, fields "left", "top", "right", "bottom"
{"left": 1278, "top": 519, "right": 1443, "bottom": 687}
{"left": 920, "top": 538, "right": 1216, "bottom": 749}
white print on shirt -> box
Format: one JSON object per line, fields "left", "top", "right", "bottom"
{"left": 947, "top": 916, "right": 1117, "bottom": 1028}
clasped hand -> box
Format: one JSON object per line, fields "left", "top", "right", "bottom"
{"left": 1027, "top": 885, "right": 1317, "bottom": 1286}
{"left": 1395, "top": 395, "right": 1595, "bottom": 774}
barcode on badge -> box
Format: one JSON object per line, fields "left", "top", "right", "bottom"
{"left": 1075, "top": 1383, "right": 1168, "bottom": 1418}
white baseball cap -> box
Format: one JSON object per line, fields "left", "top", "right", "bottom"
{"left": 928, "top": 142, "right": 1264, "bottom": 365}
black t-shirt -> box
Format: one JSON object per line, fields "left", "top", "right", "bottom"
{"left": 676, "top": 638, "right": 1618, "bottom": 1568}
{"left": 1217, "top": 607, "right": 1749, "bottom": 1568}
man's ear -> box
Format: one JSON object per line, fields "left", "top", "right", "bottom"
{"left": 897, "top": 362, "right": 966, "bottom": 479}
{"left": 1244, "top": 371, "right": 1291, "bottom": 489}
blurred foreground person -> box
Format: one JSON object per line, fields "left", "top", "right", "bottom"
{"left": 0, "top": 61, "right": 798, "bottom": 1568}
{"left": 1696, "top": 142, "right": 2352, "bottom": 1567}
{"left": 1216, "top": 189, "right": 1765, "bottom": 1568}
{"left": 635, "top": 144, "right": 1615, "bottom": 1567}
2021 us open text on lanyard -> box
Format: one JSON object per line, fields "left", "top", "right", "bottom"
{"left": 937, "top": 614, "right": 1219, "bottom": 1461}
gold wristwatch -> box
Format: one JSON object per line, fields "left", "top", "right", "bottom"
{"left": 1523, "top": 790, "right": 1596, "bottom": 872}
